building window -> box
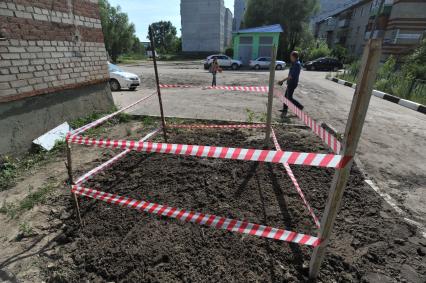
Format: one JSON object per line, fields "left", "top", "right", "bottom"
{"left": 259, "top": 36, "right": 273, "bottom": 45}
{"left": 240, "top": 36, "right": 253, "bottom": 44}
{"left": 360, "top": 7, "right": 364, "bottom": 16}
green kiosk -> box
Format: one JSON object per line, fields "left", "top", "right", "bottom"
{"left": 233, "top": 24, "right": 283, "bottom": 66}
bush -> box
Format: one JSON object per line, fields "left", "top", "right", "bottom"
{"left": 225, "top": 47, "right": 234, "bottom": 58}
{"left": 331, "top": 45, "right": 348, "bottom": 63}
{"left": 402, "top": 38, "right": 426, "bottom": 80}
{"left": 336, "top": 55, "right": 426, "bottom": 105}
{"left": 305, "top": 40, "right": 332, "bottom": 61}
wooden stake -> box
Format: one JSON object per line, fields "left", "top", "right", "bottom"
{"left": 309, "top": 38, "right": 382, "bottom": 279}
{"left": 149, "top": 25, "right": 168, "bottom": 142}
{"left": 264, "top": 45, "right": 277, "bottom": 147}
{"left": 66, "top": 141, "right": 83, "bottom": 226}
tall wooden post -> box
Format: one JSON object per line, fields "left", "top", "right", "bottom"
{"left": 309, "top": 38, "right": 382, "bottom": 279}
{"left": 65, "top": 141, "right": 83, "bottom": 226}
{"left": 149, "top": 25, "right": 168, "bottom": 142}
{"left": 264, "top": 45, "right": 277, "bottom": 147}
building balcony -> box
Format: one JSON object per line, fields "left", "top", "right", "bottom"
{"left": 370, "top": 0, "right": 393, "bottom": 17}
{"left": 365, "top": 30, "right": 385, "bottom": 40}
{"left": 384, "top": 31, "right": 423, "bottom": 44}
{"left": 337, "top": 19, "right": 350, "bottom": 28}
{"left": 325, "top": 17, "right": 337, "bottom": 31}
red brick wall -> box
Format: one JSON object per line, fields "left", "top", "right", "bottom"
{"left": 0, "top": 16, "right": 104, "bottom": 42}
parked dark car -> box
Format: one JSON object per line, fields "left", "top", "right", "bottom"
{"left": 304, "top": 57, "right": 343, "bottom": 71}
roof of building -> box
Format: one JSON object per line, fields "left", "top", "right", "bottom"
{"left": 316, "top": 0, "right": 371, "bottom": 23}
{"left": 234, "top": 24, "right": 283, "bottom": 34}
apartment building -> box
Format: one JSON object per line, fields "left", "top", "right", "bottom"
{"left": 224, "top": 8, "right": 233, "bottom": 48}
{"left": 383, "top": 0, "right": 426, "bottom": 57}
{"left": 233, "top": 0, "right": 247, "bottom": 31}
{"left": 314, "top": 0, "right": 426, "bottom": 59}
{"left": 310, "top": 0, "right": 359, "bottom": 29}
{"left": 181, "top": 0, "right": 232, "bottom": 53}
{"left": 0, "top": 0, "right": 113, "bottom": 155}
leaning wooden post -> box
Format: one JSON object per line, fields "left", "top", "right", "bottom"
{"left": 309, "top": 38, "right": 382, "bottom": 279}
{"left": 264, "top": 44, "right": 277, "bottom": 147}
{"left": 65, "top": 140, "right": 83, "bottom": 226}
{"left": 149, "top": 25, "right": 168, "bottom": 142}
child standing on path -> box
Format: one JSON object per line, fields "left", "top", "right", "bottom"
{"left": 210, "top": 58, "right": 222, "bottom": 87}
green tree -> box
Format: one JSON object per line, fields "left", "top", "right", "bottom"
{"left": 331, "top": 44, "right": 348, "bottom": 62}
{"left": 131, "top": 36, "right": 146, "bottom": 54}
{"left": 305, "top": 40, "right": 331, "bottom": 60}
{"left": 402, "top": 38, "right": 426, "bottom": 80}
{"left": 171, "top": 37, "right": 182, "bottom": 53}
{"left": 244, "top": 0, "right": 319, "bottom": 59}
{"left": 148, "top": 21, "right": 178, "bottom": 54}
{"left": 99, "top": 0, "right": 137, "bottom": 62}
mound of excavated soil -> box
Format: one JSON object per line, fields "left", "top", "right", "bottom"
{"left": 45, "top": 124, "right": 425, "bottom": 282}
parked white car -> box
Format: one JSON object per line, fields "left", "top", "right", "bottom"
{"left": 249, "top": 57, "right": 286, "bottom": 70}
{"left": 203, "top": 55, "right": 243, "bottom": 70}
{"left": 108, "top": 62, "right": 140, "bottom": 91}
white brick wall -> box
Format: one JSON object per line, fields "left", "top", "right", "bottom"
{"left": 0, "top": 40, "right": 108, "bottom": 97}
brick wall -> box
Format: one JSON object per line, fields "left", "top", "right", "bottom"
{"left": 0, "top": 0, "right": 109, "bottom": 103}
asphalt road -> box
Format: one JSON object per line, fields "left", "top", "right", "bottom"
{"left": 113, "top": 60, "right": 426, "bottom": 230}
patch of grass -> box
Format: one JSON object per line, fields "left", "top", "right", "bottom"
{"left": 0, "top": 108, "right": 140, "bottom": 192}
{"left": 140, "top": 116, "right": 157, "bottom": 126}
{"left": 0, "top": 182, "right": 57, "bottom": 219}
{"left": 245, "top": 108, "right": 256, "bottom": 123}
{"left": 19, "top": 222, "right": 33, "bottom": 236}
{"left": 118, "top": 53, "right": 147, "bottom": 64}
{"left": 69, "top": 112, "right": 106, "bottom": 129}
{"left": 245, "top": 108, "right": 267, "bottom": 123}
{"left": 0, "top": 156, "right": 18, "bottom": 191}
{"left": 20, "top": 183, "right": 55, "bottom": 211}
{"left": 0, "top": 201, "right": 17, "bottom": 219}
{"left": 0, "top": 142, "right": 65, "bottom": 192}
{"left": 157, "top": 54, "right": 204, "bottom": 61}
{"left": 258, "top": 112, "right": 267, "bottom": 123}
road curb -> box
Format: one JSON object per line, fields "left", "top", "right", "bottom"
{"left": 326, "top": 77, "right": 425, "bottom": 115}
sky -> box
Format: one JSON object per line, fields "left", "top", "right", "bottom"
{"left": 109, "top": 0, "right": 234, "bottom": 42}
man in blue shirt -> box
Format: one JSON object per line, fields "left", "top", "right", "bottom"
{"left": 278, "top": 51, "right": 304, "bottom": 115}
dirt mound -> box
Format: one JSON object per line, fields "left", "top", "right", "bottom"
{"left": 44, "top": 126, "right": 425, "bottom": 282}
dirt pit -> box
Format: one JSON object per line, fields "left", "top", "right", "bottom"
{"left": 45, "top": 124, "right": 426, "bottom": 282}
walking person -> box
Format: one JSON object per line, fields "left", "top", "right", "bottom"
{"left": 210, "top": 58, "right": 222, "bottom": 87}
{"left": 278, "top": 51, "right": 304, "bottom": 116}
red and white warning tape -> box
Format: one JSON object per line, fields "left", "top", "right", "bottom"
{"left": 158, "top": 84, "right": 269, "bottom": 93}
{"left": 275, "top": 87, "right": 342, "bottom": 154}
{"left": 75, "top": 129, "right": 161, "bottom": 185}
{"left": 204, "top": 86, "right": 269, "bottom": 93}
{"left": 168, "top": 124, "right": 267, "bottom": 129}
{"left": 270, "top": 128, "right": 321, "bottom": 228}
{"left": 72, "top": 185, "right": 320, "bottom": 246}
{"left": 159, "top": 84, "right": 194, "bottom": 88}
{"left": 69, "top": 92, "right": 156, "bottom": 138}
{"left": 67, "top": 135, "right": 351, "bottom": 168}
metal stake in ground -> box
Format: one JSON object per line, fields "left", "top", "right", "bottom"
{"left": 149, "top": 25, "right": 168, "bottom": 142}
{"left": 309, "top": 38, "right": 382, "bottom": 279}
{"left": 264, "top": 45, "right": 277, "bottom": 147}
{"left": 65, "top": 141, "right": 83, "bottom": 226}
